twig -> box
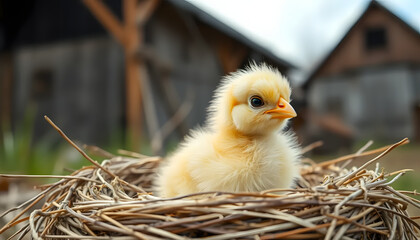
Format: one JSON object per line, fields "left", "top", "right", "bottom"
{"left": 335, "top": 138, "right": 409, "bottom": 187}
{"left": 44, "top": 116, "right": 117, "bottom": 178}
{"left": 0, "top": 174, "right": 101, "bottom": 183}
{"left": 301, "top": 141, "right": 323, "bottom": 154}
{"left": 317, "top": 138, "right": 409, "bottom": 168}
{"left": 0, "top": 193, "right": 44, "bottom": 234}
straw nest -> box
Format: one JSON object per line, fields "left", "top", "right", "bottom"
{"left": 1, "top": 118, "right": 419, "bottom": 239}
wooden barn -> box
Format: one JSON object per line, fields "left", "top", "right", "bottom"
{"left": 0, "top": 0, "right": 293, "bottom": 152}
{"left": 302, "top": 1, "right": 420, "bottom": 150}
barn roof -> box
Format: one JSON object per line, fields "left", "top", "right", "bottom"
{"left": 302, "top": 1, "right": 420, "bottom": 90}
{"left": 167, "top": 0, "right": 295, "bottom": 69}
{"left": 0, "top": 0, "right": 294, "bottom": 69}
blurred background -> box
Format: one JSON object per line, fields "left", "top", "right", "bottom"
{"left": 0, "top": 0, "right": 419, "bottom": 186}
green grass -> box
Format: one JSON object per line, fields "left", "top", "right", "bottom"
{"left": 390, "top": 173, "right": 420, "bottom": 200}
{"left": 0, "top": 108, "right": 158, "bottom": 177}
{"left": 0, "top": 107, "right": 61, "bottom": 175}
{"left": 0, "top": 115, "right": 79, "bottom": 176}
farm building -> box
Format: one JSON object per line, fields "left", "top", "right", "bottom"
{"left": 0, "top": 0, "right": 293, "bottom": 151}
{"left": 302, "top": 1, "right": 420, "bottom": 150}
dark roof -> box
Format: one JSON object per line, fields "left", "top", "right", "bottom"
{"left": 0, "top": 0, "right": 122, "bottom": 50}
{"left": 166, "top": 0, "right": 295, "bottom": 69}
{"left": 302, "top": 1, "right": 420, "bottom": 89}
{"left": 0, "top": 0, "right": 293, "bottom": 69}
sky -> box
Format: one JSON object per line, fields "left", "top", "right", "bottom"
{"left": 185, "top": 0, "right": 420, "bottom": 85}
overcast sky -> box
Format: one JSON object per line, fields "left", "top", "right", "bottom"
{"left": 185, "top": 0, "right": 420, "bottom": 84}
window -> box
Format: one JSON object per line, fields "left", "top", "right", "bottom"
{"left": 31, "top": 69, "right": 53, "bottom": 101}
{"left": 365, "top": 27, "right": 387, "bottom": 50}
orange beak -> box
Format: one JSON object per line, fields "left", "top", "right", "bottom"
{"left": 264, "top": 97, "right": 297, "bottom": 119}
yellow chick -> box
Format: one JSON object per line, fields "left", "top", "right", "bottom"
{"left": 156, "top": 64, "right": 300, "bottom": 198}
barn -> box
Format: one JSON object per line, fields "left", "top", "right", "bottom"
{"left": 302, "top": 1, "right": 420, "bottom": 150}
{"left": 0, "top": 0, "right": 293, "bottom": 152}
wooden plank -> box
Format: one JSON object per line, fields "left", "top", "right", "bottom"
{"left": 137, "top": 0, "right": 160, "bottom": 25}
{"left": 83, "top": 0, "right": 161, "bottom": 150}
{"left": 124, "top": 0, "right": 143, "bottom": 149}
{"left": 82, "top": 0, "right": 126, "bottom": 46}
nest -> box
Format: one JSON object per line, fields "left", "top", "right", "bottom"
{"left": 1, "top": 118, "right": 419, "bottom": 239}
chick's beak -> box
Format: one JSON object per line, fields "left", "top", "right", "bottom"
{"left": 264, "top": 97, "right": 297, "bottom": 119}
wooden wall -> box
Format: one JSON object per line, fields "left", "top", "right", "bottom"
{"left": 13, "top": 38, "right": 125, "bottom": 145}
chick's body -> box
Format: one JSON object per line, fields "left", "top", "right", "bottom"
{"left": 156, "top": 64, "right": 300, "bottom": 197}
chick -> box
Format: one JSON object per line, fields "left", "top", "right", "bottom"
{"left": 156, "top": 64, "right": 300, "bottom": 198}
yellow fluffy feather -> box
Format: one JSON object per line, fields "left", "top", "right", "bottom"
{"left": 156, "top": 64, "right": 301, "bottom": 197}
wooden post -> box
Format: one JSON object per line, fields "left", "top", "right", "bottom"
{"left": 83, "top": 0, "right": 159, "bottom": 150}
{"left": 82, "top": 0, "right": 126, "bottom": 46}
{"left": 0, "top": 53, "right": 13, "bottom": 133}
{"left": 137, "top": 0, "right": 160, "bottom": 25}
{"left": 123, "top": 0, "right": 143, "bottom": 149}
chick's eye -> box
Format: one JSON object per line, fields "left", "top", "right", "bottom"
{"left": 250, "top": 96, "right": 264, "bottom": 108}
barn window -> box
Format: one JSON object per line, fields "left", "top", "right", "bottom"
{"left": 365, "top": 27, "right": 387, "bottom": 50}
{"left": 31, "top": 69, "right": 53, "bottom": 101}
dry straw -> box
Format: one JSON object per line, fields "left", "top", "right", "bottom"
{"left": 0, "top": 116, "right": 419, "bottom": 239}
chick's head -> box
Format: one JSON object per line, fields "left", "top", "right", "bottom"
{"left": 209, "top": 64, "right": 296, "bottom": 136}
